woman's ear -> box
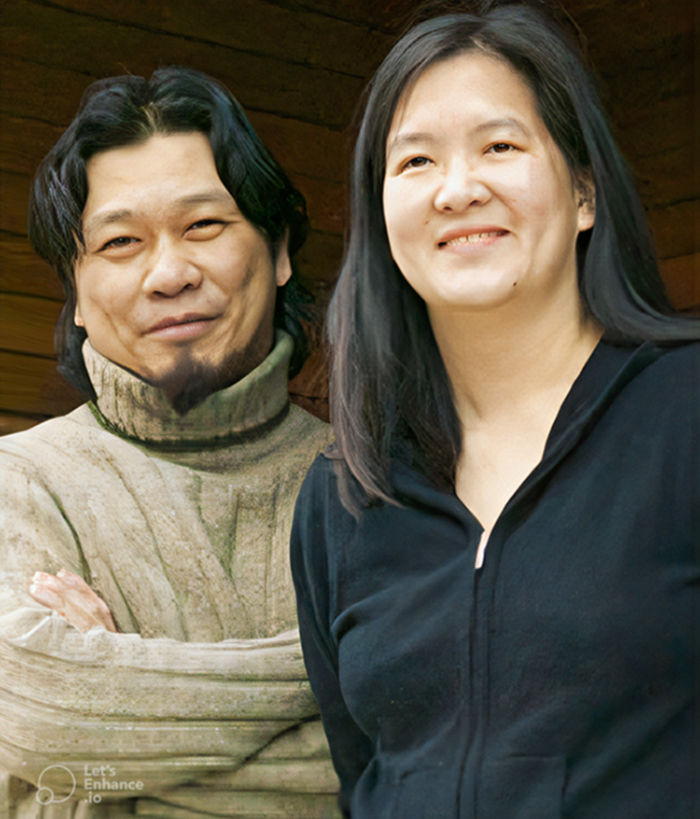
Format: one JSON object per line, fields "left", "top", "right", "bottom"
{"left": 576, "top": 173, "right": 596, "bottom": 232}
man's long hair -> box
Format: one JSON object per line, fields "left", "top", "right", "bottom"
{"left": 29, "top": 66, "right": 311, "bottom": 399}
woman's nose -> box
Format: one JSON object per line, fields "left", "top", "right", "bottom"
{"left": 433, "top": 160, "right": 491, "bottom": 212}
{"left": 143, "top": 240, "right": 203, "bottom": 297}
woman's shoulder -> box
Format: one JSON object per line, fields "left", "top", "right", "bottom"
{"left": 298, "top": 444, "right": 345, "bottom": 495}
{"left": 652, "top": 339, "right": 700, "bottom": 367}
{"left": 294, "top": 446, "right": 359, "bottom": 536}
{"left": 635, "top": 340, "right": 700, "bottom": 398}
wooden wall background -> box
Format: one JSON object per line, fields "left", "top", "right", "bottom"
{"left": 1, "top": 0, "right": 698, "bottom": 434}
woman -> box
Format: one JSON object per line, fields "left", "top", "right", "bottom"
{"left": 291, "top": 3, "right": 699, "bottom": 817}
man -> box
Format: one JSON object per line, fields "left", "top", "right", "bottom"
{"left": 0, "top": 67, "right": 338, "bottom": 817}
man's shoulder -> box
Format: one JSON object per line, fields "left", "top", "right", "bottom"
{"left": 0, "top": 404, "right": 97, "bottom": 461}
{"left": 266, "top": 402, "right": 335, "bottom": 464}
{"left": 286, "top": 402, "right": 333, "bottom": 440}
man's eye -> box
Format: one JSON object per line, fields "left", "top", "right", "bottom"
{"left": 188, "top": 219, "right": 222, "bottom": 230}
{"left": 101, "top": 236, "right": 138, "bottom": 250}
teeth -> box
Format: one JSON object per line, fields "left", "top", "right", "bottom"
{"left": 445, "top": 231, "right": 503, "bottom": 246}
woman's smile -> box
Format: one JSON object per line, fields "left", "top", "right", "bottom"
{"left": 383, "top": 50, "right": 594, "bottom": 314}
{"left": 438, "top": 227, "right": 510, "bottom": 250}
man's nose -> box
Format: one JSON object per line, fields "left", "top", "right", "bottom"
{"left": 433, "top": 159, "right": 492, "bottom": 212}
{"left": 143, "top": 240, "right": 203, "bottom": 297}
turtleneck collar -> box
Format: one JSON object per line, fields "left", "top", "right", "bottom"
{"left": 83, "top": 331, "right": 293, "bottom": 448}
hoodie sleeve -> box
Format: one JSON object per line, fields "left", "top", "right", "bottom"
{"left": 291, "top": 455, "right": 374, "bottom": 818}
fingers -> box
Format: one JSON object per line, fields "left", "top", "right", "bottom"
{"left": 29, "top": 574, "right": 65, "bottom": 610}
{"left": 59, "top": 571, "right": 119, "bottom": 633}
{"left": 29, "top": 569, "right": 119, "bottom": 634}
{"left": 56, "top": 568, "right": 93, "bottom": 592}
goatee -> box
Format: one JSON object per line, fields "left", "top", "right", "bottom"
{"left": 152, "top": 334, "right": 273, "bottom": 416}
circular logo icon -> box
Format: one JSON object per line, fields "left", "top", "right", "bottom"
{"left": 35, "top": 765, "right": 76, "bottom": 804}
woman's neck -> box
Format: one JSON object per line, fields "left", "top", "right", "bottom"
{"left": 429, "top": 293, "right": 603, "bottom": 431}
{"left": 431, "top": 292, "right": 603, "bottom": 535}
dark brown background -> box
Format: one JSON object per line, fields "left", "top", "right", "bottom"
{"left": 1, "top": 0, "right": 698, "bottom": 433}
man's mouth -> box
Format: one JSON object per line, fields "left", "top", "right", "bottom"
{"left": 147, "top": 313, "right": 218, "bottom": 338}
{"left": 148, "top": 313, "right": 216, "bottom": 333}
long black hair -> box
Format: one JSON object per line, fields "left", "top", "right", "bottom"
{"left": 29, "top": 65, "right": 311, "bottom": 399}
{"left": 329, "top": 1, "right": 700, "bottom": 509}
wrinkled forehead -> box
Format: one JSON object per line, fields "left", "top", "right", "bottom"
{"left": 81, "top": 132, "right": 233, "bottom": 225}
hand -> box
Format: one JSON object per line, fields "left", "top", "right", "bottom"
{"left": 29, "top": 569, "right": 119, "bottom": 633}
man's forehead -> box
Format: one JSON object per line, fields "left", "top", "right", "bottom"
{"left": 81, "top": 132, "right": 236, "bottom": 223}
{"left": 83, "top": 189, "right": 237, "bottom": 234}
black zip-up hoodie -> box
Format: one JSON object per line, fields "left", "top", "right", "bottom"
{"left": 292, "top": 340, "right": 700, "bottom": 819}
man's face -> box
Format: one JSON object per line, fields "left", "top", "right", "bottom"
{"left": 74, "top": 132, "right": 291, "bottom": 405}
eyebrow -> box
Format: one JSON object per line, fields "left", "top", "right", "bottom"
{"left": 83, "top": 190, "right": 236, "bottom": 234}
{"left": 386, "top": 132, "right": 436, "bottom": 158}
{"left": 387, "top": 117, "right": 532, "bottom": 157}
{"left": 473, "top": 117, "right": 531, "bottom": 137}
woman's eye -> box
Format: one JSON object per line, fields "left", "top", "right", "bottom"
{"left": 489, "top": 143, "right": 515, "bottom": 154}
{"left": 403, "top": 156, "right": 431, "bottom": 170}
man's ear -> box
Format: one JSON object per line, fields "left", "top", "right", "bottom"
{"left": 576, "top": 173, "right": 596, "bottom": 233}
{"left": 274, "top": 232, "right": 292, "bottom": 287}
{"left": 74, "top": 299, "right": 85, "bottom": 328}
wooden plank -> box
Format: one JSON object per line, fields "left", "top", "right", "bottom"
{"left": 43, "top": 0, "right": 392, "bottom": 79}
{"left": 0, "top": 111, "right": 348, "bottom": 183}
{"left": 1, "top": 6, "right": 365, "bottom": 129}
{"left": 0, "top": 115, "right": 65, "bottom": 178}
{"left": 0, "top": 233, "right": 65, "bottom": 300}
{"left": 647, "top": 199, "right": 700, "bottom": 261}
{"left": 295, "top": 230, "right": 344, "bottom": 285}
{"left": 270, "top": 0, "right": 416, "bottom": 33}
{"left": 245, "top": 111, "right": 348, "bottom": 184}
{"left": 598, "top": 41, "right": 693, "bottom": 121}
{"left": 0, "top": 56, "right": 92, "bottom": 126}
{"left": 614, "top": 93, "right": 694, "bottom": 161}
{"left": 0, "top": 169, "right": 31, "bottom": 235}
{"left": 291, "top": 175, "right": 346, "bottom": 235}
{"left": 289, "top": 345, "right": 328, "bottom": 401}
{"left": 659, "top": 252, "right": 700, "bottom": 312}
{"left": 573, "top": 0, "right": 693, "bottom": 58}
{"left": 629, "top": 143, "right": 699, "bottom": 208}
{"left": 0, "top": 350, "right": 83, "bottom": 416}
{"left": 0, "top": 411, "right": 45, "bottom": 436}
{"left": 0, "top": 293, "right": 62, "bottom": 357}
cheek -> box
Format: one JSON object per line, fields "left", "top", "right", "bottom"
{"left": 383, "top": 183, "right": 422, "bottom": 262}
{"left": 75, "top": 266, "right": 136, "bottom": 334}
{"left": 215, "top": 256, "right": 277, "bottom": 320}
{"left": 82, "top": 279, "right": 127, "bottom": 317}
{"left": 500, "top": 161, "right": 549, "bottom": 218}
{"left": 216, "top": 235, "right": 273, "bottom": 288}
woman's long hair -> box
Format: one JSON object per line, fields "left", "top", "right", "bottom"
{"left": 329, "top": 1, "right": 700, "bottom": 510}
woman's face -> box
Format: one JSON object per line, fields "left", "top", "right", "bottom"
{"left": 382, "top": 51, "right": 594, "bottom": 317}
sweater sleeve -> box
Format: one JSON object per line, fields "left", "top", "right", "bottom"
{"left": 0, "top": 451, "right": 340, "bottom": 816}
{"left": 291, "top": 456, "right": 374, "bottom": 818}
